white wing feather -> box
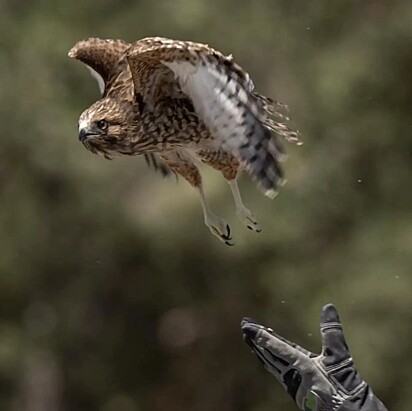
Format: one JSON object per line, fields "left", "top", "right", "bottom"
{"left": 163, "top": 61, "right": 250, "bottom": 153}
{"left": 163, "top": 59, "right": 284, "bottom": 198}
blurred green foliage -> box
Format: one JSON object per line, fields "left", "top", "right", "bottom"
{"left": 0, "top": 0, "right": 411, "bottom": 410}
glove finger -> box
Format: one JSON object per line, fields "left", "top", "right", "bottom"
{"left": 241, "top": 318, "right": 314, "bottom": 357}
{"left": 242, "top": 322, "right": 309, "bottom": 367}
{"left": 319, "top": 304, "right": 351, "bottom": 365}
{"left": 242, "top": 323, "right": 292, "bottom": 384}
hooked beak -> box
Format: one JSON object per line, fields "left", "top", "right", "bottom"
{"left": 79, "top": 128, "right": 98, "bottom": 142}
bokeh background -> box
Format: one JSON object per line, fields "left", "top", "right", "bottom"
{"left": 1, "top": 0, "right": 411, "bottom": 410}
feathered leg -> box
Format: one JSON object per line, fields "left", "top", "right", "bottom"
{"left": 197, "top": 150, "right": 261, "bottom": 233}
{"left": 160, "top": 151, "right": 234, "bottom": 246}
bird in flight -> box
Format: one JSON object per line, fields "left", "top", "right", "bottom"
{"left": 68, "top": 37, "right": 300, "bottom": 245}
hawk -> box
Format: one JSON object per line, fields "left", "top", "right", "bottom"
{"left": 68, "top": 37, "right": 300, "bottom": 245}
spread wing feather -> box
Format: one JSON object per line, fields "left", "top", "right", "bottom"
{"left": 127, "top": 37, "right": 298, "bottom": 198}
{"left": 68, "top": 38, "right": 129, "bottom": 94}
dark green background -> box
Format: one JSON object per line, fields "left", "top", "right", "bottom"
{"left": 1, "top": 1, "right": 411, "bottom": 410}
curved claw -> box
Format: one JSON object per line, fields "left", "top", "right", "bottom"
{"left": 237, "top": 208, "right": 262, "bottom": 233}
{"left": 205, "top": 217, "right": 234, "bottom": 245}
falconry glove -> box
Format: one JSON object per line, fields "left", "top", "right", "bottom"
{"left": 241, "top": 304, "right": 387, "bottom": 411}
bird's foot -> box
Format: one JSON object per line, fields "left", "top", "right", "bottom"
{"left": 204, "top": 214, "right": 234, "bottom": 246}
{"left": 236, "top": 206, "right": 261, "bottom": 233}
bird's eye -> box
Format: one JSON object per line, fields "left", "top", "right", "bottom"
{"left": 96, "top": 120, "right": 108, "bottom": 131}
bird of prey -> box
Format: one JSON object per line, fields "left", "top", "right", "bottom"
{"left": 68, "top": 37, "right": 300, "bottom": 245}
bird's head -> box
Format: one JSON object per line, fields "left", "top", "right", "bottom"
{"left": 78, "top": 97, "right": 134, "bottom": 157}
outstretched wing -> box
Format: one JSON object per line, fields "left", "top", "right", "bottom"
{"left": 127, "top": 37, "right": 298, "bottom": 198}
{"left": 68, "top": 38, "right": 130, "bottom": 95}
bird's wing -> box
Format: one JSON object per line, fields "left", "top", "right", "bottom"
{"left": 68, "top": 38, "right": 130, "bottom": 95}
{"left": 126, "top": 37, "right": 287, "bottom": 198}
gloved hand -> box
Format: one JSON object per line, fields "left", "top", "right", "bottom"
{"left": 241, "top": 304, "right": 387, "bottom": 411}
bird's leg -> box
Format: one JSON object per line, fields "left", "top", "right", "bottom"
{"left": 196, "top": 185, "right": 234, "bottom": 246}
{"left": 197, "top": 149, "right": 261, "bottom": 233}
{"left": 160, "top": 152, "right": 234, "bottom": 245}
{"left": 228, "top": 178, "right": 261, "bottom": 233}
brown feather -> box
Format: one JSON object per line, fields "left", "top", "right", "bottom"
{"left": 68, "top": 38, "right": 129, "bottom": 87}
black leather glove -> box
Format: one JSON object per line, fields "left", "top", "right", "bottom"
{"left": 241, "top": 304, "right": 387, "bottom": 411}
